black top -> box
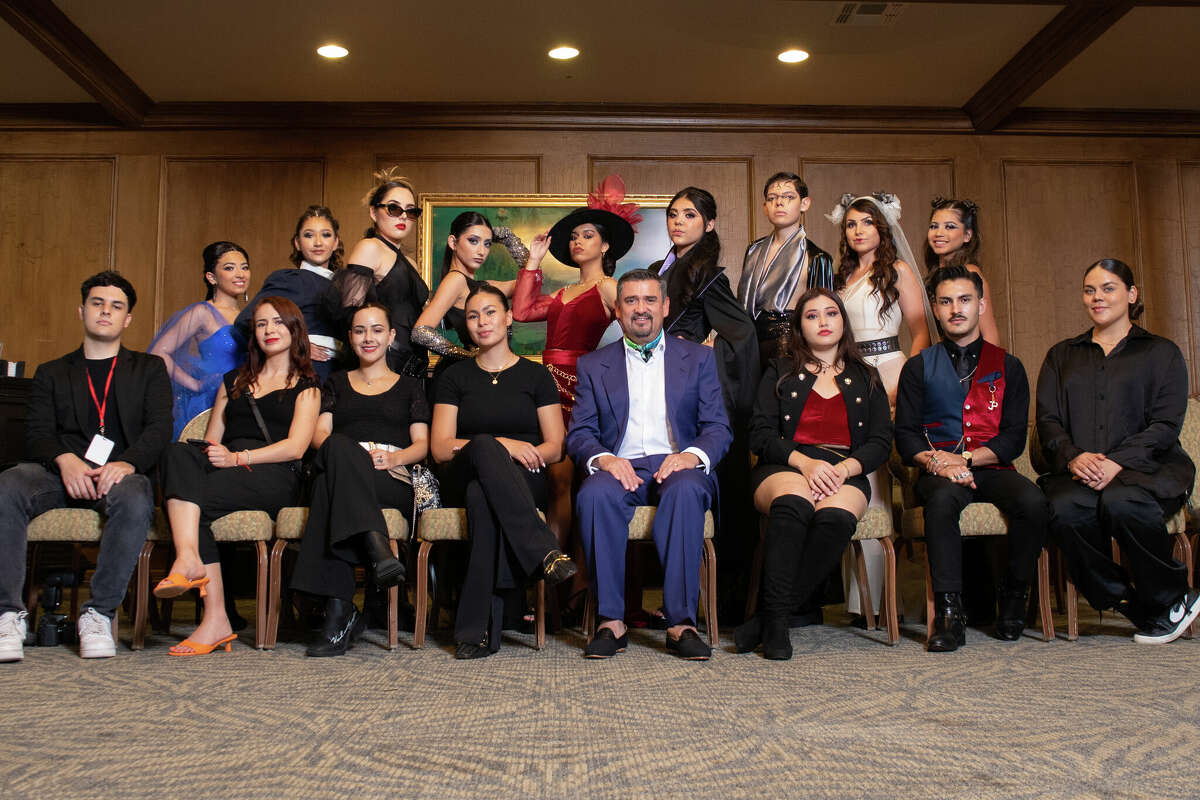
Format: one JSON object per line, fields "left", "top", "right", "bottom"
{"left": 1036, "top": 325, "right": 1194, "bottom": 500}
{"left": 895, "top": 338, "right": 1030, "bottom": 467}
{"left": 221, "top": 370, "right": 316, "bottom": 447}
{"left": 321, "top": 370, "right": 429, "bottom": 447}
{"left": 434, "top": 357, "right": 558, "bottom": 446}
{"left": 441, "top": 270, "right": 486, "bottom": 347}
{"left": 749, "top": 357, "right": 891, "bottom": 474}
{"left": 84, "top": 356, "right": 128, "bottom": 456}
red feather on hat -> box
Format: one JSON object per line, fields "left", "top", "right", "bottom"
{"left": 586, "top": 175, "right": 642, "bottom": 230}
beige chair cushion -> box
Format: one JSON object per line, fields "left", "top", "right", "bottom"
{"left": 418, "top": 508, "right": 549, "bottom": 542}
{"left": 1181, "top": 397, "right": 1200, "bottom": 524}
{"left": 179, "top": 409, "right": 211, "bottom": 442}
{"left": 275, "top": 506, "right": 409, "bottom": 542}
{"left": 902, "top": 502, "right": 1020, "bottom": 540}
{"left": 627, "top": 507, "right": 715, "bottom": 541}
{"left": 26, "top": 509, "right": 104, "bottom": 542}
{"left": 851, "top": 506, "right": 892, "bottom": 541}
{"left": 211, "top": 510, "right": 273, "bottom": 542}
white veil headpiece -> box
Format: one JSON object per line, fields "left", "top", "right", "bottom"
{"left": 826, "top": 192, "right": 938, "bottom": 344}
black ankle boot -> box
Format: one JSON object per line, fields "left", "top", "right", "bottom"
{"left": 928, "top": 592, "right": 966, "bottom": 652}
{"left": 994, "top": 581, "right": 1029, "bottom": 641}
{"left": 762, "top": 616, "right": 793, "bottom": 660}
{"left": 363, "top": 530, "right": 405, "bottom": 588}
{"left": 734, "top": 615, "right": 763, "bottom": 653}
{"left": 306, "top": 597, "right": 364, "bottom": 657}
{"left": 542, "top": 549, "right": 578, "bottom": 586}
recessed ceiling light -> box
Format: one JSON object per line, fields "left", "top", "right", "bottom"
{"left": 778, "top": 49, "right": 809, "bottom": 64}
{"left": 548, "top": 46, "right": 579, "bottom": 60}
{"left": 317, "top": 44, "right": 349, "bottom": 59}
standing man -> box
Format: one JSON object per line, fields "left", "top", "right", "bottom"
{"left": 0, "top": 271, "right": 172, "bottom": 661}
{"left": 569, "top": 269, "right": 732, "bottom": 660}
{"left": 894, "top": 266, "right": 1049, "bottom": 652}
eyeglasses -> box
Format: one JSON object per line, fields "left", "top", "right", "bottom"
{"left": 374, "top": 203, "right": 422, "bottom": 219}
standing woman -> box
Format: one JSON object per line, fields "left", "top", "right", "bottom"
{"left": 925, "top": 197, "right": 1000, "bottom": 344}
{"left": 154, "top": 297, "right": 320, "bottom": 655}
{"left": 334, "top": 168, "right": 430, "bottom": 378}
{"left": 1038, "top": 259, "right": 1199, "bottom": 644}
{"left": 238, "top": 205, "right": 345, "bottom": 381}
{"left": 737, "top": 289, "right": 891, "bottom": 659}
{"left": 828, "top": 192, "right": 933, "bottom": 622}
{"left": 149, "top": 241, "right": 249, "bottom": 438}
{"left": 430, "top": 285, "right": 576, "bottom": 658}
{"left": 291, "top": 303, "right": 430, "bottom": 657}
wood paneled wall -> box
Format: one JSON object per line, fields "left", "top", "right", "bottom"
{"left": 1, "top": 126, "right": 1199, "bottom": 396}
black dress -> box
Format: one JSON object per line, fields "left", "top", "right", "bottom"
{"left": 434, "top": 357, "right": 561, "bottom": 648}
{"left": 161, "top": 370, "right": 316, "bottom": 564}
{"left": 291, "top": 371, "right": 430, "bottom": 602}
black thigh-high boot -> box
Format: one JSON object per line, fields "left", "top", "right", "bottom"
{"left": 736, "top": 495, "right": 814, "bottom": 657}
{"left": 791, "top": 508, "right": 859, "bottom": 610}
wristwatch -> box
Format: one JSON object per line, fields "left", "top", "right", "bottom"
{"left": 963, "top": 450, "right": 973, "bottom": 467}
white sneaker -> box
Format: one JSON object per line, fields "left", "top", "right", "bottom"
{"left": 77, "top": 608, "right": 116, "bottom": 658}
{"left": 0, "top": 610, "right": 26, "bottom": 662}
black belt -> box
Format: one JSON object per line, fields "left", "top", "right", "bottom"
{"left": 857, "top": 336, "right": 901, "bottom": 356}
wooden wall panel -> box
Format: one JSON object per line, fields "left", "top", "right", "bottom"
{"left": 588, "top": 156, "right": 753, "bottom": 282}
{"left": 1003, "top": 160, "right": 1138, "bottom": 378}
{"left": 157, "top": 157, "right": 325, "bottom": 327}
{"left": 1181, "top": 162, "right": 1200, "bottom": 394}
{"left": 0, "top": 156, "right": 116, "bottom": 367}
{"left": 1135, "top": 160, "right": 1190, "bottom": 381}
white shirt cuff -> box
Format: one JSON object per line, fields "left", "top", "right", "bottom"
{"left": 587, "top": 452, "right": 615, "bottom": 474}
{"left": 683, "top": 447, "right": 711, "bottom": 474}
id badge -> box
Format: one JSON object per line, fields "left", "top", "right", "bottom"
{"left": 84, "top": 434, "right": 114, "bottom": 466}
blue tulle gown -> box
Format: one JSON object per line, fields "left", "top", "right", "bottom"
{"left": 148, "top": 301, "right": 241, "bottom": 438}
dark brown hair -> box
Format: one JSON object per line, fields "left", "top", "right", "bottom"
{"left": 231, "top": 296, "right": 315, "bottom": 399}
{"left": 668, "top": 187, "right": 721, "bottom": 309}
{"left": 834, "top": 198, "right": 900, "bottom": 320}
{"left": 289, "top": 205, "right": 344, "bottom": 271}
{"left": 779, "top": 288, "right": 876, "bottom": 392}
{"left": 924, "top": 197, "right": 981, "bottom": 272}
{"left": 1085, "top": 258, "right": 1144, "bottom": 321}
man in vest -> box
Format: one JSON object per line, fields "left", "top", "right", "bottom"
{"left": 895, "top": 265, "right": 1050, "bottom": 651}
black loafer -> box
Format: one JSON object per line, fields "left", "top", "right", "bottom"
{"left": 584, "top": 627, "right": 627, "bottom": 658}
{"left": 542, "top": 550, "right": 578, "bottom": 587}
{"left": 666, "top": 628, "right": 711, "bottom": 661}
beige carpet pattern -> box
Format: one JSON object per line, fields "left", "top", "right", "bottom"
{"left": 4, "top": 607, "right": 1200, "bottom": 800}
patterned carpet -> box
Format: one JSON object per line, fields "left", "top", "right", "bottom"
{"left": 3, "top": 605, "right": 1198, "bottom": 800}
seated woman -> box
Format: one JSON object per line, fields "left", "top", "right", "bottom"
{"left": 430, "top": 284, "right": 577, "bottom": 659}
{"left": 290, "top": 303, "right": 430, "bottom": 657}
{"left": 1037, "top": 258, "right": 1199, "bottom": 644}
{"left": 736, "top": 288, "right": 892, "bottom": 660}
{"left": 155, "top": 296, "right": 320, "bottom": 656}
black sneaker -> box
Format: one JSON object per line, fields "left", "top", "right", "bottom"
{"left": 1133, "top": 590, "right": 1200, "bottom": 645}
{"left": 583, "top": 627, "right": 627, "bottom": 658}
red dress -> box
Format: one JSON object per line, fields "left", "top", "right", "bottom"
{"left": 512, "top": 269, "right": 612, "bottom": 421}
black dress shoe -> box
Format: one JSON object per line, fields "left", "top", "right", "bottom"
{"left": 584, "top": 627, "right": 628, "bottom": 658}
{"left": 666, "top": 628, "right": 712, "bottom": 661}
{"left": 928, "top": 592, "right": 966, "bottom": 652}
{"left": 541, "top": 550, "right": 578, "bottom": 587}
{"left": 762, "top": 617, "right": 793, "bottom": 661}
{"left": 455, "top": 641, "right": 493, "bottom": 659}
{"left": 994, "top": 582, "right": 1029, "bottom": 641}
{"left": 734, "top": 615, "right": 763, "bottom": 653}
{"left": 306, "top": 598, "right": 365, "bottom": 657}
{"left": 363, "top": 530, "right": 405, "bottom": 588}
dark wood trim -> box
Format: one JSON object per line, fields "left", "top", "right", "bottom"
{"left": 997, "top": 108, "right": 1200, "bottom": 136}
{"left": 963, "top": 0, "right": 1137, "bottom": 133}
{"left": 0, "top": 0, "right": 151, "bottom": 126}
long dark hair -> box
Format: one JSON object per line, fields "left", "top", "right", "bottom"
{"left": 231, "top": 296, "right": 315, "bottom": 399}
{"left": 202, "top": 241, "right": 248, "bottom": 301}
{"left": 834, "top": 198, "right": 900, "bottom": 320}
{"left": 778, "top": 288, "right": 876, "bottom": 393}
{"left": 362, "top": 166, "right": 416, "bottom": 238}
{"left": 1085, "top": 258, "right": 1144, "bottom": 321}
{"left": 669, "top": 187, "right": 721, "bottom": 308}
{"left": 289, "top": 205, "right": 344, "bottom": 271}
{"left": 584, "top": 219, "right": 618, "bottom": 277}
{"left": 441, "top": 211, "right": 493, "bottom": 279}
{"left": 924, "top": 197, "right": 981, "bottom": 271}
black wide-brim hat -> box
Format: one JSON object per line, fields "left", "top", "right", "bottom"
{"left": 547, "top": 208, "right": 636, "bottom": 268}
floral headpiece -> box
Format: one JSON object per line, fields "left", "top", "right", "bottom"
{"left": 825, "top": 192, "right": 902, "bottom": 228}
{"left": 587, "top": 175, "right": 642, "bottom": 230}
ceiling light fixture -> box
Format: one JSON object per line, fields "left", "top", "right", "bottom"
{"left": 317, "top": 44, "right": 349, "bottom": 59}
{"left": 778, "top": 49, "right": 809, "bottom": 64}
{"left": 548, "top": 46, "right": 579, "bottom": 60}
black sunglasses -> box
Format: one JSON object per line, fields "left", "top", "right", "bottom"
{"left": 374, "top": 203, "right": 422, "bottom": 219}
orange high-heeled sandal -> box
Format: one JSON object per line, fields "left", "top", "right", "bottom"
{"left": 168, "top": 633, "right": 236, "bottom": 657}
{"left": 153, "top": 572, "right": 210, "bottom": 599}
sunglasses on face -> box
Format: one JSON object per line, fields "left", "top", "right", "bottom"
{"left": 374, "top": 203, "right": 422, "bottom": 219}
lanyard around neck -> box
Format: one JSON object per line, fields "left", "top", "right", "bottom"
{"left": 87, "top": 357, "right": 118, "bottom": 435}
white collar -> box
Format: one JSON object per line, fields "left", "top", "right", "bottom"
{"left": 300, "top": 262, "right": 333, "bottom": 280}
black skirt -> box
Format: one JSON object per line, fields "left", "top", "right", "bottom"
{"left": 750, "top": 444, "right": 872, "bottom": 502}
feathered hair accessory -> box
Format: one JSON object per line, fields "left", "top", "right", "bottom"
{"left": 586, "top": 175, "right": 642, "bottom": 230}
{"left": 825, "top": 192, "right": 902, "bottom": 228}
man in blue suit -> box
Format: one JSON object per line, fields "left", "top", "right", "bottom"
{"left": 568, "top": 269, "right": 732, "bottom": 660}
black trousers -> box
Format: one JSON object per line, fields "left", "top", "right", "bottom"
{"left": 160, "top": 441, "right": 298, "bottom": 564}
{"left": 918, "top": 468, "right": 1050, "bottom": 594}
{"left": 291, "top": 434, "right": 414, "bottom": 602}
{"left": 440, "top": 435, "right": 555, "bottom": 645}
{"left": 1043, "top": 473, "right": 1186, "bottom": 622}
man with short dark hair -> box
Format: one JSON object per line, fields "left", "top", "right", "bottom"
{"left": 0, "top": 271, "right": 172, "bottom": 661}
{"left": 894, "top": 265, "right": 1049, "bottom": 652}
{"left": 569, "top": 269, "right": 732, "bottom": 660}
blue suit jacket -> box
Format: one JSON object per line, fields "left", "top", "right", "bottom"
{"left": 566, "top": 335, "right": 733, "bottom": 470}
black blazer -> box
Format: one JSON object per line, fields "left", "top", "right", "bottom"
{"left": 749, "top": 357, "right": 892, "bottom": 473}
{"left": 25, "top": 346, "right": 173, "bottom": 474}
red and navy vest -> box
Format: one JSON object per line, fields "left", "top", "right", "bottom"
{"left": 920, "top": 340, "right": 1011, "bottom": 469}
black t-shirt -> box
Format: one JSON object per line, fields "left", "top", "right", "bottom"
{"left": 435, "top": 357, "right": 558, "bottom": 445}
{"left": 84, "top": 357, "right": 128, "bottom": 457}
{"left": 321, "top": 370, "right": 430, "bottom": 447}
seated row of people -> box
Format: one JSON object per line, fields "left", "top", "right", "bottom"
{"left": 0, "top": 257, "right": 1195, "bottom": 665}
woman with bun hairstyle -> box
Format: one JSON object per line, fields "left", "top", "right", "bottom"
{"left": 925, "top": 196, "right": 999, "bottom": 344}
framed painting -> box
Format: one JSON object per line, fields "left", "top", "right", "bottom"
{"left": 418, "top": 193, "right": 674, "bottom": 360}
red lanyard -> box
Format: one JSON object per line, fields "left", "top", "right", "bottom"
{"left": 86, "top": 357, "right": 118, "bottom": 435}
